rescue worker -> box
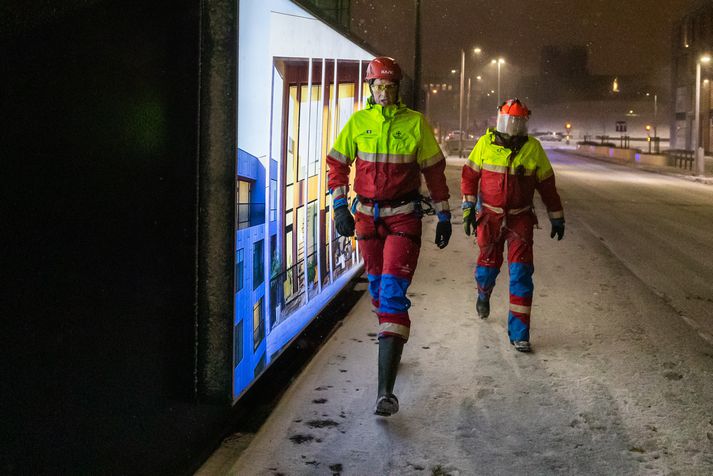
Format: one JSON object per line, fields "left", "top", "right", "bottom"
{"left": 461, "top": 98, "right": 564, "bottom": 353}
{"left": 327, "top": 56, "right": 451, "bottom": 416}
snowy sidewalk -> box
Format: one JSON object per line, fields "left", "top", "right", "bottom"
{"left": 198, "top": 164, "right": 713, "bottom": 476}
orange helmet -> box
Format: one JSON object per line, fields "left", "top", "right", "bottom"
{"left": 365, "top": 56, "right": 402, "bottom": 82}
{"left": 496, "top": 98, "right": 531, "bottom": 136}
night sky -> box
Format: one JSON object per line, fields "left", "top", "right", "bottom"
{"left": 352, "top": 0, "right": 700, "bottom": 79}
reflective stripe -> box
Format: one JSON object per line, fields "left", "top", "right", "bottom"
{"left": 510, "top": 303, "right": 532, "bottom": 315}
{"left": 465, "top": 160, "right": 481, "bottom": 172}
{"left": 358, "top": 151, "right": 417, "bottom": 164}
{"left": 329, "top": 148, "right": 351, "bottom": 165}
{"left": 432, "top": 200, "right": 450, "bottom": 213}
{"left": 482, "top": 163, "right": 509, "bottom": 174}
{"left": 548, "top": 210, "right": 564, "bottom": 219}
{"left": 482, "top": 202, "right": 531, "bottom": 215}
{"left": 482, "top": 162, "right": 535, "bottom": 175}
{"left": 419, "top": 150, "right": 445, "bottom": 169}
{"left": 378, "top": 322, "right": 410, "bottom": 339}
{"left": 332, "top": 186, "right": 348, "bottom": 199}
{"left": 356, "top": 201, "right": 416, "bottom": 217}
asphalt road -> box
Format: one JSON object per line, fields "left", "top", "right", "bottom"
{"left": 199, "top": 150, "right": 713, "bottom": 475}
{"left": 550, "top": 149, "right": 713, "bottom": 343}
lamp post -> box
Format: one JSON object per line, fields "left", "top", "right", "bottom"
{"left": 459, "top": 49, "right": 465, "bottom": 157}
{"left": 646, "top": 92, "right": 659, "bottom": 153}
{"left": 694, "top": 54, "right": 711, "bottom": 176}
{"left": 466, "top": 77, "right": 471, "bottom": 138}
{"left": 491, "top": 58, "right": 505, "bottom": 106}
{"left": 458, "top": 47, "right": 482, "bottom": 157}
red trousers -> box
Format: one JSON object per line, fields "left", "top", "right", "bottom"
{"left": 476, "top": 211, "right": 536, "bottom": 342}
{"left": 355, "top": 211, "right": 422, "bottom": 341}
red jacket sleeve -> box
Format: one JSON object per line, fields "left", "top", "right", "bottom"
{"left": 326, "top": 153, "right": 350, "bottom": 202}
{"left": 421, "top": 159, "right": 450, "bottom": 207}
{"left": 535, "top": 174, "right": 564, "bottom": 219}
{"left": 460, "top": 164, "right": 480, "bottom": 201}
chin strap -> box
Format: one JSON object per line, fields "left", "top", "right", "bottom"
{"left": 494, "top": 131, "right": 528, "bottom": 154}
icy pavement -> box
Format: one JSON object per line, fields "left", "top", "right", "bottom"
{"left": 198, "top": 163, "right": 713, "bottom": 476}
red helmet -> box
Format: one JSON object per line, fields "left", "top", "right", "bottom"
{"left": 498, "top": 98, "right": 531, "bottom": 117}
{"left": 496, "top": 98, "right": 531, "bottom": 136}
{"left": 365, "top": 56, "right": 402, "bottom": 81}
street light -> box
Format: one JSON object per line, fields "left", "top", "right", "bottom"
{"left": 694, "top": 54, "right": 711, "bottom": 176}
{"left": 491, "top": 58, "right": 505, "bottom": 106}
{"left": 565, "top": 122, "right": 572, "bottom": 144}
{"left": 458, "top": 46, "right": 483, "bottom": 157}
{"left": 459, "top": 49, "right": 465, "bottom": 157}
{"left": 645, "top": 92, "right": 659, "bottom": 153}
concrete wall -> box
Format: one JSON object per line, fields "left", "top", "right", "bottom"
{"left": 576, "top": 144, "right": 673, "bottom": 167}
{"left": 2, "top": 1, "right": 235, "bottom": 473}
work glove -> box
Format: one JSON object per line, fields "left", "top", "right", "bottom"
{"left": 550, "top": 218, "right": 565, "bottom": 241}
{"left": 462, "top": 201, "right": 477, "bottom": 236}
{"left": 435, "top": 211, "right": 452, "bottom": 249}
{"left": 334, "top": 205, "right": 355, "bottom": 237}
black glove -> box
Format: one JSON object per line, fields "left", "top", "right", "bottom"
{"left": 334, "top": 205, "right": 355, "bottom": 237}
{"left": 435, "top": 212, "right": 452, "bottom": 249}
{"left": 462, "top": 201, "right": 477, "bottom": 236}
{"left": 550, "top": 218, "right": 565, "bottom": 241}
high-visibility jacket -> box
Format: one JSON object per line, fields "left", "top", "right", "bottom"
{"left": 461, "top": 129, "right": 563, "bottom": 220}
{"left": 327, "top": 100, "right": 450, "bottom": 214}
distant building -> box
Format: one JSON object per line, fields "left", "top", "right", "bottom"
{"left": 670, "top": 1, "right": 713, "bottom": 151}
{"left": 513, "top": 45, "right": 665, "bottom": 142}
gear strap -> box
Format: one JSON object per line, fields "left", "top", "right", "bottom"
{"left": 355, "top": 192, "right": 424, "bottom": 246}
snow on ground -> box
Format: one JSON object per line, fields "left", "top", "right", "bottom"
{"left": 199, "top": 156, "right": 713, "bottom": 476}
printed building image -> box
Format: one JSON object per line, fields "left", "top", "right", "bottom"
{"left": 233, "top": 0, "right": 376, "bottom": 399}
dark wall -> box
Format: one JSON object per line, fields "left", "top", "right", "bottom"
{"left": 1, "top": 1, "right": 231, "bottom": 473}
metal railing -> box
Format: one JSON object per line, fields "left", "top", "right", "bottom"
{"left": 580, "top": 135, "right": 667, "bottom": 154}
{"left": 664, "top": 149, "right": 694, "bottom": 170}
{"left": 268, "top": 236, "right": 359, "bottom": 325}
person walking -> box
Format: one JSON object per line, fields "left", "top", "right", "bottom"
{"left": 326, "top": 56, "right": 451, "bottom": 416}
{"left": 461, "top": 98, "right": 564, "bottom": 353}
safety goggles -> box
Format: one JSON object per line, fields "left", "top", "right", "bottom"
{"left": 372, "top": 83, "right": 398, "bottom": 92}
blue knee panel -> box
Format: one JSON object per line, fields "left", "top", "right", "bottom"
{"left": 508, "top": 313, "right": 530, "bottom": 341}
{"left": 509, "top": 262, "right": 534, "bottom": 298}
{"left": 476, "top": 266, "right": 500, "bottom": 298}
{"left": 379, "top": 274, "right": 411, "bottom": 314}
{"left": 367, "top": 273, "right": 382, "bottom": 301}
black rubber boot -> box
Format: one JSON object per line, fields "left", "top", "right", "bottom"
{"left": 476, "top": 296, "right": 490, "bottom": 319}
{"left": 375, "top": 335, "right": 404, "bottom": 416}
{"left": 511, "top": 340, "right": 532, "bottom": 353}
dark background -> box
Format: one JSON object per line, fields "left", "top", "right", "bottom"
{"left": 350, "top": 0, "right": 700, "bottom": 78}
{"left": 0, "top": 1, "right": 229, "bottom": 473}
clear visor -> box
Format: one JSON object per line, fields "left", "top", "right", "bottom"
{"left": 496, "top": 114, "right": 528, "bottom": 136}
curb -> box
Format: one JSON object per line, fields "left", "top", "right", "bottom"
{"left": 563, "top": 149, "right": 713, "bottom": 186}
